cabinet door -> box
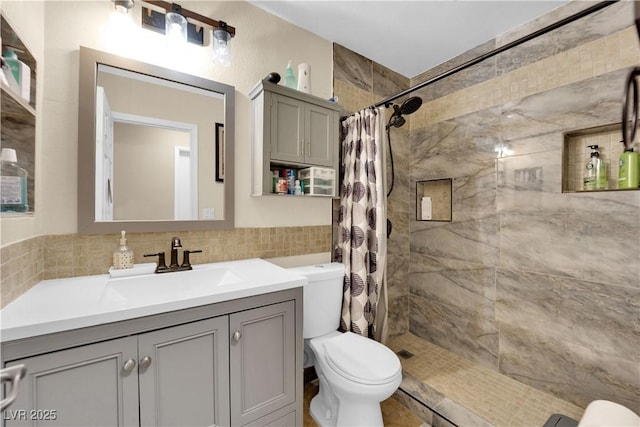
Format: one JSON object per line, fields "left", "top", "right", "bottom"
{"left": 138, "top": 316, "right": 230, "bottom": 427}
{"left": 4, "top": 336, "right": 139, "bottom": 427}
{"left": 229, "top": 301, "right": 296, "bottom": 426}
{"left": 270, "top": 94, "right": 305, "bottom": 164}
{"left": 305, "top": 104, "right": 335, "bottom": 167}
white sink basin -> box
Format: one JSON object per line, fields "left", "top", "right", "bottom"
{"left": 101, "top": 265, "right": 245, "bottom": 303}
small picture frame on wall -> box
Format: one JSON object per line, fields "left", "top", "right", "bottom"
{"left": 215, "top": 122, "right": 224, "bottom": 182}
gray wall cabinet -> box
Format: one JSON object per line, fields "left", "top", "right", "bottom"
{"left": 2, "top": 289, "right": 303, "bottom": 427}
{"left": 250, "top": 79, "right": 342, "bottom": 196}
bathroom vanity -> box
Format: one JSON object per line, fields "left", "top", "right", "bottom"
{"left": 0, "top": 259, "right": 304, "bottom": 427}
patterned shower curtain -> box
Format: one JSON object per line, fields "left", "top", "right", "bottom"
{"left": 335, "top": 107, "right": 387, "bottom": 339}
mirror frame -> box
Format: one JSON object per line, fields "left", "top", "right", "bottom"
{"left": 77, "top": 46, "right": 234, "bottom": 233}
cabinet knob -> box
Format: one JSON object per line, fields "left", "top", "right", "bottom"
{"left": 123, "top": 358, "right": 136, "bottom": 372}
{"left": 139, "top": 356, "right": 152, "bottom": 369}
{"left": 232, "top": 331, "right": 242, "bottom": 342}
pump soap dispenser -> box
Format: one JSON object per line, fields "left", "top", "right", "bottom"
{"left": 584, "top": 145, "right": 608, "bottom": 190}
{"left": 113, "top": 230, "right": 134, "bottom": 270}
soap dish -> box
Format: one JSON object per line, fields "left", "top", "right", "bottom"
{"left": 108, "top": 263, "right": 156, "bottom": 278}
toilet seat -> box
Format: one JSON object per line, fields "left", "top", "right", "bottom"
{"left": 322, "top": 332, "right": 401, "bottom": 386}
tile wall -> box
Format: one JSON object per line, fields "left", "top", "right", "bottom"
{"left": 332, "top": 0, "right": 639, "bottom": 415}
{"left": 332, "top": 44, "right": 412, "bottom": 337}
{"left": 409, "top": 1, "right": 639, "bottom": 412}
{"left": 0, "top": 226, "right": 331, "bottom": 308}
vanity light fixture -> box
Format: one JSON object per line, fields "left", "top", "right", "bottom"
{"left": 165, "top": 3, "right": 188, "bottom": 44}
{"left": 113, "top": 0, "right": 135, "bottom": 14}
{"left": 140, "top": 0, "right": 236, "bottom": 62}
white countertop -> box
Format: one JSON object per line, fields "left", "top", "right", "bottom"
{"left": 0, "top": 258, "right": 306, "bottom": 343}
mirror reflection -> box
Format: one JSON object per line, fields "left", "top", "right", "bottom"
{"left": 78, "top": 47, "right": 235, "bottom": 233}
{"left": 96, "top": 65, "right": 224, "bottom": 221}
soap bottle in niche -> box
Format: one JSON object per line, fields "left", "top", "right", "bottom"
{"left": 0, "top": 148, "right": 28, "bottom": 213}
{"left": 583, "top": 144, "right": 608, "bottom": 190}
{"left": 284, "top": 60, "right": 297, "bottom": 89}
{"left": 618, "top": 146, "right": 639, "bottom": 189}
{"left": 113, "top": 230, "right": 134, "bottom": 269}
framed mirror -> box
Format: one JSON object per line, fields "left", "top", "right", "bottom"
{"left": 78, "top": 47, "right": 234, "bottom": 233}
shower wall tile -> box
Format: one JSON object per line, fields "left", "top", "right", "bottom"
{"left": 333, "top": 43, "right": 372, "bottom": 92}
{"left": 333, "top": 79, "right": 377, "bottom": 115}
{"left": 409, "top": 265, "right": 499, "bottom": 368}
{"left": 411, "top": 214, "right": 499, "bottom": 267}
{"left": 496, "top": 1, "right": 633, "bottom": 75}
{"left": 499, "top": 212, "right": 640, "bottom": 287}
{"left": 387, "top": 252, "right": 410, "bottom": 336}
{"left": 411, "top": 39, "right": 497, "bottom": 103}
{"left": 372, "top": 62, "right": 409, "bottom": 98}
{"left": 497, "top": 269, "right": 640, "bottom": 411}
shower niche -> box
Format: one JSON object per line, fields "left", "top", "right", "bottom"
{"left": 416, "top": 178, "right": 452, "bottom": 221}
{"left": 562, "top": 123, "right": 639, "bottom": 193}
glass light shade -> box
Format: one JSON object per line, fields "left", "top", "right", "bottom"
{"left": 165, "top": 11, "right": 187, "bottom": 44}
{"left": 113, "top": 0, "right": 134, "bottom": 14}
{"left": 212, "top": 28, "right": 231, "bottom": 67}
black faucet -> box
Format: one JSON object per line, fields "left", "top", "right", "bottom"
{"left": 144, "top": 237, "right": 202, "bottom": 273}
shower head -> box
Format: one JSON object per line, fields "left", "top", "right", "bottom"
{"left": 386, "top": 96, "right": 422, "bottom": 129}
{"left": 399, "top": 96, "right": 422, "bottom": 115}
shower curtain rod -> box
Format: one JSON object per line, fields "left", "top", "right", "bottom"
{"left": 341, "top": 0, "right": 617, "bottom": 120}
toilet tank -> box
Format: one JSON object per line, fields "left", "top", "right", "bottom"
{"left": 288, "top": 263, "right": 345, "bottom": 339}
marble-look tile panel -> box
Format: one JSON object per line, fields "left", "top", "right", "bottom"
{"left": 497, "top": 1, "right": 632, "bottom": 75}
{"left": 500, "top": 69, "right": 626, "bottom": 143}
{"left": 497, "top": 149, "right": 640, "bottom": 214}
{"left": 499, "top": 322, "right": 640, "bottom": 413}
{"left": 333, "top": 43, "right": 372, "bottom": 92}
{"left": 499, "top": 212, "right": 640, "bottom": 286}
{"left": 372, "top": 62, "right": 409, "bottom": 99}
{"left": 392, "top": 389, "right": 434, "bottom": 426}
{"left": 411, "top": 40, "right": 497, "bottom": 103}
{"left": 496, "top": 268, "right": 640, "bottom": 363}
{"left": 411, "top": 214, "right": 500, "bottom": 267}
{"left": 408, "top": 256, "right": 500, "bottom": 366}
{"left": 388, "top": 293, "right": 409, "bottom": 338}
{"left": 411, "top": 109, "right": 502, "bottom": 178}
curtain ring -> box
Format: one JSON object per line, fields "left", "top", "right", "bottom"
{"left": 622, "top": 67, "right": 640, "bottom": 150}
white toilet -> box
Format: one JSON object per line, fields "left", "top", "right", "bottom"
{"left": 289, "top": 263, "right": 402, "bottom": 427}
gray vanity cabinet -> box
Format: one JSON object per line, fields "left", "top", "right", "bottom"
{"left": 4, "top": 336, "right": 140, "bottom": 427}
{"left": 138, "top": 316, "right": 230, "bottom": 427}
{"left": 2, "top": 289, "right": 302, "bottom": 427}
{"left": 230, "top": 301, "right": 295, "bottom": 426}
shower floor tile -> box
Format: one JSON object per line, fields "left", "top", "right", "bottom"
{"left": 388, "top": 333, "right": 585, "bottom": 427}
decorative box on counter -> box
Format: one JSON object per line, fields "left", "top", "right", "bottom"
{"left": 299, "top": 167, "right": 336, "bottom": 197}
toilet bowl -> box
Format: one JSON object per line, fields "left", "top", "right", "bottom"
{"left": 289, "top": 263, "right": 402, "bottom": 427}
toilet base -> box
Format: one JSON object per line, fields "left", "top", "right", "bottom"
{"left": 310, "top": 390, "right": 384, "bottom": 427}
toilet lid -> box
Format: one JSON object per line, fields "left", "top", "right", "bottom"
{"left": 323, "top": 332, "right": 401, "bottom": 385}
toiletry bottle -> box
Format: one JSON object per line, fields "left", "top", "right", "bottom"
{"left": 113, "top": 230, "right": 134, "bottom": 269}
{"left": 0, "top": 148, "right": 28, "bottom": 213}
{"left": 284, "top": 60, "right": 297, "bottom": 89}
{"left": 2, "top": 47, "right": 31, "bottom": 103}
{"left": 584, "top": 145, "right": 608, "bottom": 190}
{"left": 618, "top": 146, "right": 639, "bottom": 189}
{"left": 294, "top": 180, "right": 302, "bottom": 195}
{"left": 287, "top": 169, "right": 296, "bottom": 195}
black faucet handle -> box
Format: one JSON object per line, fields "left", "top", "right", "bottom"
{"left": 181, "top": 250, "right": 203, "bottom": 269}
{"left": 144, "top": 252, "right": 169, "bottom": 273}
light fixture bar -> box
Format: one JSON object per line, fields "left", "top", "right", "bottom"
{"left": 144, "top": 0, "right": 236, "bottom": 36}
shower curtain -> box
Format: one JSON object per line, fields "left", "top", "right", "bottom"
{"left": 335, "top": 107, "right": 388, "bottom": 341}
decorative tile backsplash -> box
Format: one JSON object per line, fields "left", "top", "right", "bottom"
{"left": 1, "top": 226, "right": 331, "bottom": 308}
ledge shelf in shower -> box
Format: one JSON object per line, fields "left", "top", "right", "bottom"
{"left": 415, "top": 178, "right": 452, "bottom": 222}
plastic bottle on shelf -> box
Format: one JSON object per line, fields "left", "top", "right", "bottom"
{"left": 618, "top": 147, "right": 639, "bottom": 189}
{"left": 583, "top": 145, "right": 608, "bottom": 190}
{"left": 284, "top": 60, "right": 297, "bottom": 89}
{"left": 0, "top": 148, "right": 28, "bottom": 213}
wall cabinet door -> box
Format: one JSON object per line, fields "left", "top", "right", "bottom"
{"left": 138, "top": 316, "right": 230, "bottom": 427}
{"left": 270, "top": 94, "right": 305, "bottom": 164}
{"left": 229, "top": 301, "right": 296, "bottom": 426}
{"left": 5, "top": 336, "right": 139, "bottom": 427}
{"left": 305, "top": 103, "right": 335, "bottom": 167}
